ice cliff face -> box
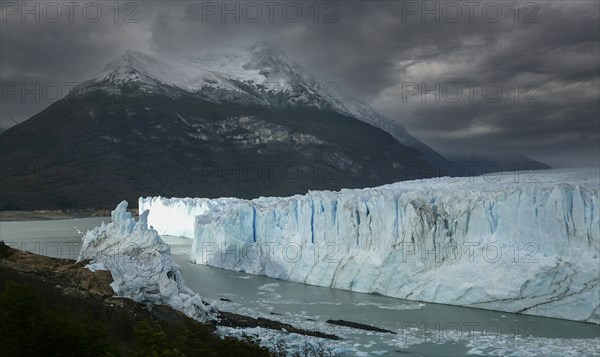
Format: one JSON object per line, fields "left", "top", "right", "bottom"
{"left": 139, "top": 196, "right": 244, "bottom": 239}
{"left": 142, "top": 169, "right": 599, "bottom": 323}
{"left": 78, "top": 201, "right": 214, "bottom": 322}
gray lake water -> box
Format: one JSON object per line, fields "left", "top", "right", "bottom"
{"left": 1, "top": 218, "right": 598, "bottom": 356}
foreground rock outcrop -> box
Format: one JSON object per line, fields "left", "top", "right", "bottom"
{"left": 0, "top": 238, "right": 339, "bottom": 355}
{"left": 0, "top": 241, "right": 230, "bottom": 356}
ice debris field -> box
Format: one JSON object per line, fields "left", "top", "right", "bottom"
{"left": 137, "top": 168, "right": 599, "bottom": 324}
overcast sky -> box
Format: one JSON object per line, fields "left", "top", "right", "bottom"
{"left": 1, "top": 0, "right": 598, "bottom": 167}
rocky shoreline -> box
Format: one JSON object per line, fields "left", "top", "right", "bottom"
{"left": 0, "top": 242, "right": 339, "bottom": 355}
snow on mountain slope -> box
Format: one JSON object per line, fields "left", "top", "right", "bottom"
{"left": 78, "top": 201, "right": 214, "bottom": 322}
{"left": 141, "top": 169, "right": 599, "bottom": 323}
{"left": 83, "top": 44, "right": 445, "bottom": 163}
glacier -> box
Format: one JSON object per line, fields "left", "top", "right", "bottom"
{"left": 141, "top": 168, "right": 600, "bottom": 323}
{"left": 78, "top": 201, "right": 214, "bottom": 322}
{"left": 139, "top": 196, "right": 244, "bottom": 239}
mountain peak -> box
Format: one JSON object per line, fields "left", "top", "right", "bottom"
{"left": 84, "top": 46, "right": 446, "bottom": 164}
{"left": 250, "top": 40, "right": 288, "bottom": 58}
{"left": 104, "top": 50, "right": 156, "bottom": 72}
{"left": 95, "top": 50, "right": 190, "bottom": 90}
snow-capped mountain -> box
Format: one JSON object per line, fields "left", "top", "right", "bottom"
{"left": 0, "top": 44, "right": 439, "bottom": 209}
{"left": 83, "top": 44, "right": 446, "bottom": 164}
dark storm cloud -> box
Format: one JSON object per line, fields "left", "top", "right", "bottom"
{"left": 1, "top": 1, "right": 170, "bottom": 128}
{"left": 1, "top": 0, "right": 598, "bottom": 166}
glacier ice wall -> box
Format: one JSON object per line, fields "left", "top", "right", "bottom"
{"left": 139, "top": 196, "right": 243, "bottom": 238}
{"left": 78, "top": 201, "right": 214, "bottom": 322}
{"left": 183, "top": 169, "right": 600, "bottom": 323}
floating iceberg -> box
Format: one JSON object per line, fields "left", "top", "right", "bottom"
{"left": 78, "top": 201, "right": 214, "bottom": 322}
{"left": 141, "top": 169, "right": 600, "bottom": 323}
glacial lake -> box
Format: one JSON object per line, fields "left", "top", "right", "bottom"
{"left": 1, "top": 218, "right": 598, "bottom": 356}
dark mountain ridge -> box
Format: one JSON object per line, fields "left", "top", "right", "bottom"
{"left": 0, "top": 81, "right": 436, "bottom": 209}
